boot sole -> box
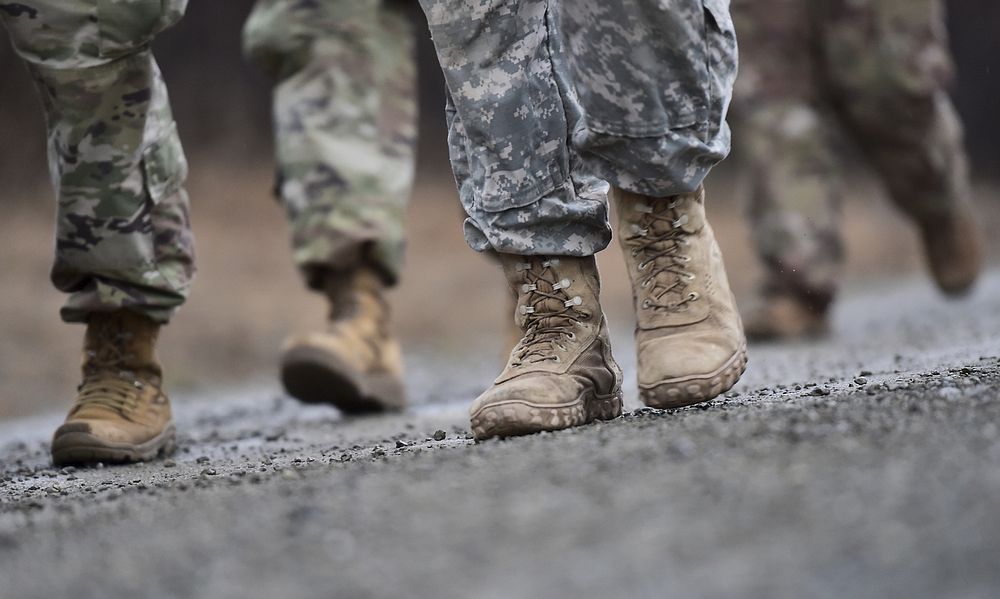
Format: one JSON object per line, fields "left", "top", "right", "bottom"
{"left": 470, "top": 391, "right": 623, "bottom": 441}
{"left": 640, "top": 344, "right": 748, "bottom": 409}
{"left": 51, "top": 423, "right": 176, "bottom": 467}
{"left": 281, "top": 346, "right": 405, "bottom": 414}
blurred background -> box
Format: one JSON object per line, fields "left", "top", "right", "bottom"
{"left": 0, "top": 1, "right": 997, "bottom": 419}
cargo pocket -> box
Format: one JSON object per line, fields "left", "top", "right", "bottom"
{"left": 569, "top": 0, "right": 735, "bottom": 138}
{"left": 97, "top": 0, "right": 188, "bottom": 58}
{"left": 142, "top": 122, "right": 192, "bottom": 292}
{"left": 429, "top": 2, "right": 572, "bottom": 214}
{"left": 142, "top": 122, "right": 188, "bottom": 204}
{"left": 702, "top": 0, "right": 738, "bottom": 115}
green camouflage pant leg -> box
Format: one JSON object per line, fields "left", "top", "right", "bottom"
{"left": 732, "top": 0, "right": 843, "bottom": 302}
{"left": 243, "top": 0, "right": 417, "bottom": 288}
{"left": 0, "top": 0, "right": 194, "bottom": 324}
{"left": 420, "top": 0, "right": 737, "bottom": 257}
{"left": 820, "top": 0, "right": 971, "bottom": 221}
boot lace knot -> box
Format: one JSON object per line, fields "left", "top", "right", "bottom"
{"left": 512, "top": 259, "right": 589, "bottom": 366}
{"left": 625, "top": 201, "right": 700, "bottom": 312}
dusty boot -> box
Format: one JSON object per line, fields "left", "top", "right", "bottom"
{"left": 915, "top": 206, "right": 983, "bottom": 296}
{"left": 281, "top": 267, "right": 405, "bottom": 413}
{"left": 743, "top": 290, "right": 831, "bottom": 341}
{"left": 51, "top": 312, "right": 176, "bottom": 467}
{"left": 501, "top": 287, "right": 522, "bottom": 359}
{"left": 614, "top": 185, "right": 748, "bottom": 409}
{"left": 470, "top": 255, "right": 623, "bottom": 440}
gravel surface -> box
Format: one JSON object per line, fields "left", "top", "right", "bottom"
{"left": 1, "top": 273, "right": 999, "bottom": 599}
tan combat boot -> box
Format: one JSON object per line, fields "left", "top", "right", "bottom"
{"left": 614, "top": 186, "right": 747, "bottom": 409}
{"left": 280, "top": 267, "right": 405, "bottom": 413}
{"left": 51, "top": 312, "right": 176, "bottom": 466}
{"left": 742, "top": 291, "right": 831, "bottom": 341}
{"left": 915, "top": 206, "right": 983, "bottom": 296}
{"left": 470, "top": 255, "right": 623, "bottom": 440}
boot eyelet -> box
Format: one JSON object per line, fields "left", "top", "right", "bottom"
{"left": 566, "top": 332, "right": 576, "bottom": 341}
{"left": 642, "top": 299, "right": 652, "bottom": 309}
{"left": 688, "top": 292, "right": 700, "bottom": 301}
{"left": 641, "top": 279, "right": 652, "bottom": 289}
{"left": 638, "top": 261, "right": 650, "bottom": 271}
{"left": 685, "top": 273, "right": 696, "bottom": 281}
{"left": 631, "top": 248, "right": 640, "bottom": 257}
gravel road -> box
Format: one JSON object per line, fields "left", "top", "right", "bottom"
{"left": 2, "top": 272, "right": 999, "bottom": 599}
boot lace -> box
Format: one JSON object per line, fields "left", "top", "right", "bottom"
{"left": 73, "top": 377, "right": 145, "bottom": 417}
{"left": 624, "top": 200, "right": 700, "bottom": 312}
{"left": 511, "top": 259, "right": 590, "bottom": 366}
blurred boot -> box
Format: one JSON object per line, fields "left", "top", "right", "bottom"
{"left": 470, "top": 255, "right": 623, "bottom": 440}
{"left": 915, "top": 206, "right": 983, "bottom": 297}
{"left": 51, "top": 312, "right": 175, "bottom": 466}
{"left": 614, "top": 186, "right": 748, "bottom": 409}
{"left": 281, "top": 267, "right": 405, "bottom": 413}
{"left": 743, "top": 290, "right": 831, "bottom": 341}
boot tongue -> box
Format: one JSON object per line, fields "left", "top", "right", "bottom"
{"left": 521, "top": 274, "right": 574, "bottom": 330}
{"left": 324, "top": 268, "right": 390, "bottom": 339}
{"left": 83, "top": 313, "right": 161, "bottom": 380}
{"left": 645, "top": 193, "right": 704, "bottom": 235}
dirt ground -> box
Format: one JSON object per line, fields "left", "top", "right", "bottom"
{"left": 1, "top": 269, "right": 999, "bottom": 598}
{"left": 2, "top": 160, "right": 997, "bottom": 419}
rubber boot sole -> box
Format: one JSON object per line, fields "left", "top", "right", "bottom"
{"left": 51, "top": 423, "right": 176, "bottom": 467}
{"left": 470, "top": 390, "right": 622, "bottom": 441}
{"left": 281, "top": 346, "right": 404, "bottom": 414}
{"left": 640, "top": 344, "right": 748, "bottom": 409}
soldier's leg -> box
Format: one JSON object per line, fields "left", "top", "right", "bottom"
{"left": 1, "top": 0, "right": 192, "bottom": 465}
{"left": 563, "top": 0, "right": 746, "bottom": 407}
{"left": 820, "top": 0, "right": 982, "bottom": 294}
{"left": 243, "top": 0, "right": 417, "bottom": 412}
{"left": 243, "top": 0, "right": 416, "bottom": 288}
{"left": 420, "top": 0, "right": 743, "bottom": 437}
{"left": 730, "top": 0, "right": 843, "bottom": 339}
{"left": 2, "top": 0, "right": 194, "bottom": 324}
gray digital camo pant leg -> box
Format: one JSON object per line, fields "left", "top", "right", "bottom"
{"left": 423, "top": 0, "right": 738, "bottom": 256}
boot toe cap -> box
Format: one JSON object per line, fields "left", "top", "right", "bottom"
{"left": 54, "top": 419, "right": 141, "bottom": 447}
{"left": 637, "top": 333, "right": 745, "bottom": 386}
{"left": 471, "top": 374, "right": 585, "bottom": 416}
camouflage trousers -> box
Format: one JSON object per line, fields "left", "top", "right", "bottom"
{"left": 731, "top": 0, "right": 971, "bottom": 303}
{"left": 243, "top": 0, "right": 417, "bottom": 288}
{"left": 0, "top": 0, "right": 195, "bottom": 323}
{"left": 420, "top": 0, "right": 738, "bottom": 256}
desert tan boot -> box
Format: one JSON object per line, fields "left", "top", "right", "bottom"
{"left": 51, "top": 311, "right": 176, "bottom": 467}
{"left": 743, "top": 291, "right": 831, "bottom": 341}
{"left": 280, "top": 267, "right": 405, "bottom": 413}
{"left": 470, "top": 255, "right": 623, "bottom": 440}
{"left": 614, "top": 185, "right": 747, "bottom": 409}
{"left": 915, "top": 206, "right": 983, "bottom": 297}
